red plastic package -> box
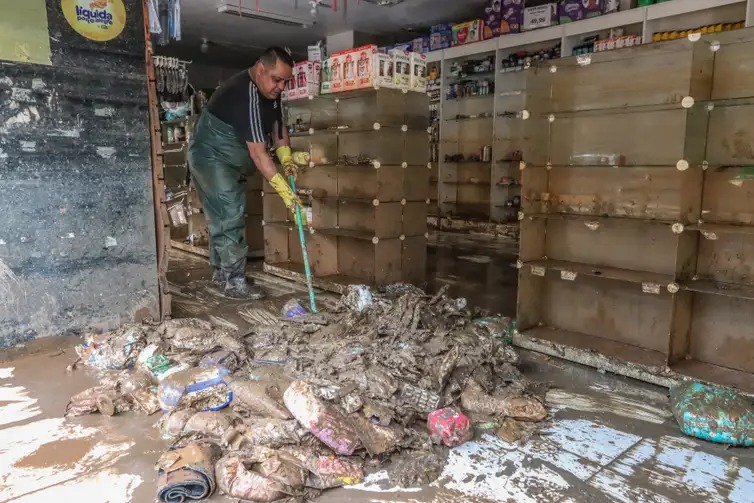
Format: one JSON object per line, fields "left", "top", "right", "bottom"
{"left": 427, "top": 407, "right": 473, "bottom": 447}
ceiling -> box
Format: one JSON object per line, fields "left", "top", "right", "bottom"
{"left": 162, "top": 0, "right": 487, "bottom": 65}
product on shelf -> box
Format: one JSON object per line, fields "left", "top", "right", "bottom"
{"left": 483, "top": 0, "right": 524, "bottom": 38}
{"left": 391, "top": 50, "right": 412, "bottom": 89}
{"left": 373, "top": 52, "right": 396, "bottom": 89}
{"left": 500, "top": 44, "right": 561, "bottom": 72}
{"left": 558, "top": 0, "right": 604, "bottom": 23}
{"left": 651, "top": 21, "right": 745, "bottom": 42}
{"left": 430, "top": 23, "right": 453, "bottom": 51}
{"left": 594, "top": 35, "right": 642, "bottom": 52}
{"left": 522, "top": 3, "right": 558, "bottom": 31}
{"left": 449, "top": 55, "right": 495, "bottom": 78}
{"left": 411, "top": 36, "right": 430, "bottom": 54}
{"left": 452, "top": 20, "right": 484, "bottom": 46}
{"left": 409, "top": 53, "right": 428, "bottom": 93}
{"left": 321, "top": 45, "right": 428, "bottom": 94}
{"left": 446, "top": 79, "right": 495, "bottom": 100}
{"left": 283, "top": 61, "right": 321, "bottom": 101}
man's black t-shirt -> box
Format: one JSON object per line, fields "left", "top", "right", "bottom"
{"left": 206, "top": 70, "right": 282, "bottom": 144}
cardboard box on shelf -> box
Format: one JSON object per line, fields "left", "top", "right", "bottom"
{"left": 523, "top": 3, "right": 558, "bottom": 31}
{"left": 390, "top": 49, "right": 411, "bottom": 90}
{"left": 308, "top": 44, "right": 324, "bottom": 62}
{"left": 430, "top": 23, "right": 452, "bottom": 51}
{"left": 339, "top": 44, "right": 379, "bottom": 91}
{"left": 284, "top": 61, "right": 321, "bottom": 101}
{"left": 484, "top": 0, "right": 523, "bottom": 38}
{"left": 321, "top": 55, "right": 343, "bottom": 94}
{"left": 452, "top": 20, "right": 484, "bottom": 46}
{"left": 559, "top": 0, "right": 604, "bottom": 23}
{"left": 373, "top": 52, "right": 398, "bottom": 89}
{"left": 409, "top": 52, "right": 428, "bottom": 93}
{"left": 412, "top": 37, "right": 430, "bottom": 53}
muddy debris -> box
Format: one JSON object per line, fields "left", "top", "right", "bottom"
{"left": 65, "top": 284, "right": 549, "bottom": 501}
{"left": 388, "top": 449, "right": 447, "bottom": 487}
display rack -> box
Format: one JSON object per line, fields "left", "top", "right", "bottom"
{"left": 264, "top": 88, "right": 430, "bottom": 292}
{"left": 428, "top": 0, "right": 752, "bottom": 234}
{"left": 515, "top": 28, "right": 754, "bottom": 393}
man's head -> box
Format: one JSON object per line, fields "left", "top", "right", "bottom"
{"left": 252, "top": 47, "right": 294, "bottom": 100}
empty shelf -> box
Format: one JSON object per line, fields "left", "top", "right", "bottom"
{"left": 519, "top": 326, "right": 668, "bottom": 369}
{"left": 681, "top": 279, "right": 754, "bottom": 300}
{"left": 523, "top": 258, "right": 674, "bottom": 288}
{"left": 685, "top": 222, "right": 754, "bottom": 237}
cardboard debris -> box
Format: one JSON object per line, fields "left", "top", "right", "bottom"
{"left": 65, "top": 284, "right": 549, "bottom": 501}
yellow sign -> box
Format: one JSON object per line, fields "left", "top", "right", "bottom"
{"left": 61, "top": 0, "right": 126, "bottom": 42}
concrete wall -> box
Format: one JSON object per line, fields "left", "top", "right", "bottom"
{"left": 0, "top": 0, "right": 159, "bottom": 347}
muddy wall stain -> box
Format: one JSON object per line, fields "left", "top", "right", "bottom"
{"left": 0, "top": 0, "right": 159, "bottom": 347}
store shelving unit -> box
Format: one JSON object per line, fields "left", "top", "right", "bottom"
{"left": 515, "top": 28, "right": 754, "bottom": 393}
{"left": 427, "top": 0, "right": 752, "bottom": 234}
{"left": 266, "top": 88, "right": 430, "bottom": 292}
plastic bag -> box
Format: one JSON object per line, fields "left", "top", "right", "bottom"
{"left": 215, "top": 453, "right": 299, "bottom": 502}
{"left": 199, "top": 350, "right": 240, "bottom": 372}
{"left": 350, "top": 413, "right": 404, "bottom": 456}
{"left": 283, "top": 381, "right": 361, "bottom": 455}
{"left": 282, "top": 299, "right": 307, "bottom": 319}
{"left": 183, "top": 411, "right": 237, "bottom": 438}
{"left": 76, "top": 325, "right": 147, "bottom": 370}
{"left": 65, "top": 386, "right": 113, "bottom": 417}
{"left": 280, "top": 445, "right": 364, "bottom": 489}
{"left": 159, "top": 409, "right": 197, "bottom": 439}
{"left": 670, "top": 381, "right": 754, "bottom": 446}
{"left": 226, "top": 418, "right": 307, "bottom": 449}
{"left": 460, "top": 380, "right": 546, "bottom": 421}
{"left": 228, "top": 378, "right": 291, "bottom": 420}
{"left": 342, "top": 285, "right": 373, "bottom": 312}
{"left": 158, "top": 366, "right": 232, "bottom": 412}
{"left": 157, "top": 318, "right": 214, "bottom": 352}
{"left": 428, "top": 407, "right": 473, "bottom": 447}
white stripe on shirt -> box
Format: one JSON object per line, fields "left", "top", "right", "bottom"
{"left": 248, "top": 81, "right": 265, "bottom": 143}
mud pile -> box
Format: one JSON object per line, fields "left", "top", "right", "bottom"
{"left": 66, "top": 284, "right": 549, "bottom": 502}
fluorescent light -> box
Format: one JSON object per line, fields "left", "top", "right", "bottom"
{"left": 218, "top": 4, "right": 313, "bottom": 28}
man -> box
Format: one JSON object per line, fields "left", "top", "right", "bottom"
{"left": 188, "top": 46, "right": 307, "bottom": 299}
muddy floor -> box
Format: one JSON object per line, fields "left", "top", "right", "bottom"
{"left": 2, "top": 241, "right": 754, "bottom": 502}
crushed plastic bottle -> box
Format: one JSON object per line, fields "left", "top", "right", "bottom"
{"left": 282, "top": 299, "right": 307, "bottom": 319}
{"left": 157, "top": 366, "right": 232, "bottom": 412}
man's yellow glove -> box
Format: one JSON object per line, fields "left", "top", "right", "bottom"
{"left": 275, "top": 146, "right": 311, "bottom": 178}
{"left": 269, "top": 173, "right": 302, "bottom": 211}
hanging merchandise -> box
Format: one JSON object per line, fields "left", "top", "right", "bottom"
{"left": 153, "top": 56, "right": 191, "bottom": 103}
{"left": 172, "top": 0, "right": 182, "bottom": 41}
{"left": 148, "top": 0, "right": 162, "bottom": 34}
{"left": 157, "top": 0, "right": 181, "bottom": 44}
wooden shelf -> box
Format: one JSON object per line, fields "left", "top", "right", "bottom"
{"left": 443, "top": 159, "right": 492, "bottom": 164}
{"left": 263, "top": 221, "right": 294, "bottom": 229}
{"left": 671, "top": 359, "right": 754, "bottom": 394}
{"left": 681, "top": 278, "right": 754, "bottom": 300}
{"left": 445, "top": 115, "right": 494, "bottom": 122}
{"left": 445, "top": 94, "right": 494, "bottom": 102}
{"left": 523, "top": 212, "right": 675, "bottom": 226}
{"left": 445, "top": 71, "right": 495, "bottom": 80}
{"left": 685, "top": 222, "right": 754, "bottom": 236}
{"left": 519, "top": 326, "right": 668, "bottom": 369}
{"left": 313, "top": 227, "right": 379, "bottom": 241}
{"left": 523, "top": 258, "right": 674, "bottom": 288}
{"left": 263, "top": 261, "right": 357, "bottom": 295}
